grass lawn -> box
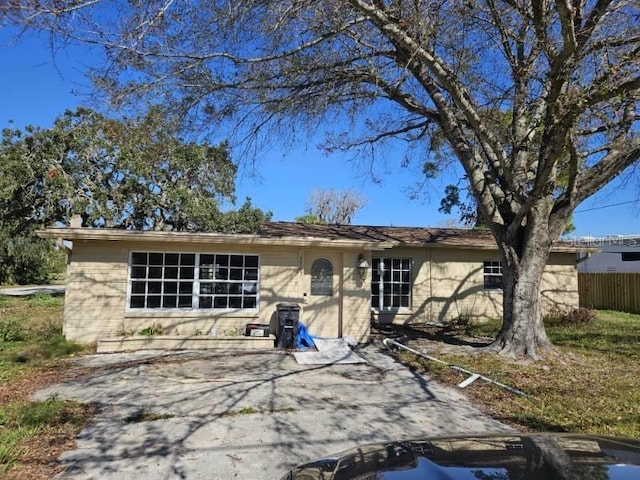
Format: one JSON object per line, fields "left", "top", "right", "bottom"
{"left": 0, "top": 294, "right": 96, "bottom": 478}
{"left": 391, "top": 310, "right": 640, "bottom": 439}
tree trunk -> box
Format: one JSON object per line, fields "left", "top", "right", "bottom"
{"left": 488, "top": 213, "right": 554, "bottom": 359}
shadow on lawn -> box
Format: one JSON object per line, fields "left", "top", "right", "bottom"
{"left": 371, "top": 323, "right": 493, "bottom": 349}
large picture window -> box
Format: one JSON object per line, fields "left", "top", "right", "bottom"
{"left": 483, "top": 261, "right": 503, "bottom": 290}
{"left": 371, "top": 257, "right": 411, "bottom": 310}
{"left": 128, "top": 252, "right": 259, "bottom": 310}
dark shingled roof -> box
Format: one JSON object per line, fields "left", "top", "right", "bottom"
{"left": 258, "top": 222, "right": 588, "bottom": 252}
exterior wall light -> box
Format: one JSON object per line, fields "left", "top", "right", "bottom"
{"left": 357, "top": 253, "right": 370, "bottom": 282}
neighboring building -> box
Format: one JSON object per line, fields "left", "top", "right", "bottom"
{"left": 576, "top": 236, "right": 640, "bottom": 273}
{"left": 38, "top": 222, "right": 591, "bottom": 345}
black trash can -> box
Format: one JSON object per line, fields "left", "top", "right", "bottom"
{"left": 276, "top": 303, "right": 300, "bottom": 349}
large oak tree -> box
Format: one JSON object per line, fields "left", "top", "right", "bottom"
{"left": 0, "top": 107, "right": 271, "bottom": 282}
{"left": 6, "top": 1, "right": 640, "bottom": 358}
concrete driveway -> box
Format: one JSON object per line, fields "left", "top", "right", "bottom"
{"left": 34, "top": 345, "right": 512, "bottom": 479}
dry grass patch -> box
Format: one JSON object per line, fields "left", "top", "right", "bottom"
{"left": 0, "top": 294, "right": 96, "bottom": 478}
{"left": 392, "top": 310, "right": 640, "bottom": 438}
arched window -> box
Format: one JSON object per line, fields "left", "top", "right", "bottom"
{"left": 310, "top": 258, "right": 333, "bottom": 296}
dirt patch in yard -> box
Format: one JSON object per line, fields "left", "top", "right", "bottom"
{"left": 1, "top": 361, "right": 97, "bottom": 480}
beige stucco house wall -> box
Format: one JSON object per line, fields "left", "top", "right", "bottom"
{"left": 39, "top": 222, "right": 587, "bottom": 345}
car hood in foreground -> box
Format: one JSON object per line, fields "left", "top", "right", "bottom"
{"left": 282, "top": 433, "right": 640, "bottom": 480}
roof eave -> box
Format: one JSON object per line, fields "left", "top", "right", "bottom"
{"left": 36, "top": 228, "right": 393, "bottom": 250}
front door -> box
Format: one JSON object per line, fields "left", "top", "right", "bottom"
{"left": 303, "top": 250, "right": 341, "bottom": 338}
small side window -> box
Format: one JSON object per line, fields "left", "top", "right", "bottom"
{"left": 311, "top": 258, "right": 333, "bottom": 296}
{"left": 483, "top": 261, "right": 503, "bottom": 290}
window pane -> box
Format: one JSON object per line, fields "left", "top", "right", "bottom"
{"left": 215, "top": 283, "right": 228, "bottom": 294}
{"left": 214, "top": 297, "right": 228, "bottom": 308}
{"left": 229, "top": 296, "right": 242, "bottom": 308}
{"left": 244, "top": 268, "right": 258, "bottom": 281}
{"left": 311, "top": 258, "right": 333, "bottom": 296}
{"left": 229, "top": 283, "right": 242, "bottom": 295}
{"left": 200, "top": 283, "right": 214, "bottom": 295}
{"left": 165, "top": 253, "right": 179, "bottom": 265}
{"left": 147, "top": 296, "right": 161, "bottom": 308}
{"left": 216, "top": 268, "right": 228, "bottom": 280}
{"left": 164, "top": 282, "right": 178, "bottom": 294}
{"left": 131, "top": 281, "right": 146, "bottom": 294}
{"left": 162, "top": 296, "right": 177, "bottom": 308}
{"left": 199, "top": 296, "right": 212, "bottom": 309}
{"left": 245, "top": 256, "right": 259, "bottom": 268}
{"left": 130, "top": 296, "right": 145, "bottom": 308}
{"left": 199, "top": 265, "right": 215, "bottom": 280}
{"left": 371, "top": 295, "right": 380, "bottom": 309}
{"left": 131, "top": 252, "right": 147, "bottom": 265}
{"left": 243, "top": 297, "right": 257, "bottom": 309}
{"left": 179, "top": 282, "right": 193, "bottom": 294}
{"left": 181, "top": 254, "right": 195, "bottom": 266}
{"left": 148, "top": 282, "right": 162, "bottom": 294}
{"left": 131, "top": 266, "right": 146, "bottom": 279}
{"left": 180, "top": 267, "right": 194, "bottom": 279}
{"left": 149, "top": 253, "right": 163, "bottom": 265}
{"left": 149, "top": 267, "right": 163, "bottom": 279}
{"left": 230, "top": 255, "right": 243, "bottom": 267}
{"left": 165, "top": 267, "right": 178, "bottom": 279}
{"left": 230, "top": 268, "right": 243, "bottom": 281}
{"left": 217, "top": 255, "right": 229, "bottom": 266}
{"left": 201, "top": 254, "right": 215, "bottom": 265}
{"left": 178, "top": 296, "right": 192, "bottom": 308}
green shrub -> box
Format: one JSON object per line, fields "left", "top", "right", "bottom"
{"left": 139, "top": 322, "right": 164, "bottom": 336}
{"left": 0, "top": 319, "right": 25, "bottom": 342}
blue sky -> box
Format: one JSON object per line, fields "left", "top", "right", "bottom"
{"left": 1, "top": 27, "right": 639, "bottom": 237}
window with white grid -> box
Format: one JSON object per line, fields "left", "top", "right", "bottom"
{"left": 128, "top": 252, "right": 259, "bottom": 310}
{"left": 371, "top": 257, "right": 411, "bottom": 310}
{"left": 483, "top": 261, "right": 503, "bottom": 290}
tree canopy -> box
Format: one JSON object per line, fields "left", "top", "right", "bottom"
{"left": 1, "top": 107, "right": 270, "bottom": 233}
{"left": 0, "top": 107, "right": 271, "bottom": 283}
{"left": 5, "top": 1, "right": 640, "bottom": 357}
{"left": 299, "top": 188, "right": 368, "bottom": 224}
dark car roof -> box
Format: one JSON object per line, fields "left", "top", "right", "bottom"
{"left": 283, "top": 433, "right": 640, "bottom": 480}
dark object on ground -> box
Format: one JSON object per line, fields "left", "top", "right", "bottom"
{"left": 281, "top": 433, "right": 640, "bottom": 479}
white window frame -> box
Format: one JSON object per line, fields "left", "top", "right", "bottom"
{"left": 127, "top": 251, "right": 260, "bottom": 312}
{"left": 371, "top": 257, "right": 412, "bottom": 311}
{"left": 483, "top": 260, "right": 503, "bottom": 290}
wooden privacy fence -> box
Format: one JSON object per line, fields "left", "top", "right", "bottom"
{"left": 578, "top": 273, "right": 640, "bottom": 314}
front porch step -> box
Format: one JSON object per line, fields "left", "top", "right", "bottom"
{"left": 96, "top": 335, "right": 276, "bottom": 353}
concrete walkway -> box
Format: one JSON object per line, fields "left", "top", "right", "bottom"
{"left": 34, "top": 346, "right": 513, "bottom": 479}
{"left": 0, "top": 285, "right": 65, "bottom": 296}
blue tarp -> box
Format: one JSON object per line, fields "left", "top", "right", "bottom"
{"left": 296, "top": 321, "right": 315, "bottom": 349}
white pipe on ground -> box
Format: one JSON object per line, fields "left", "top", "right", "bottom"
{"left": 382, "top": 338, "right": 531, "bottom": 398}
